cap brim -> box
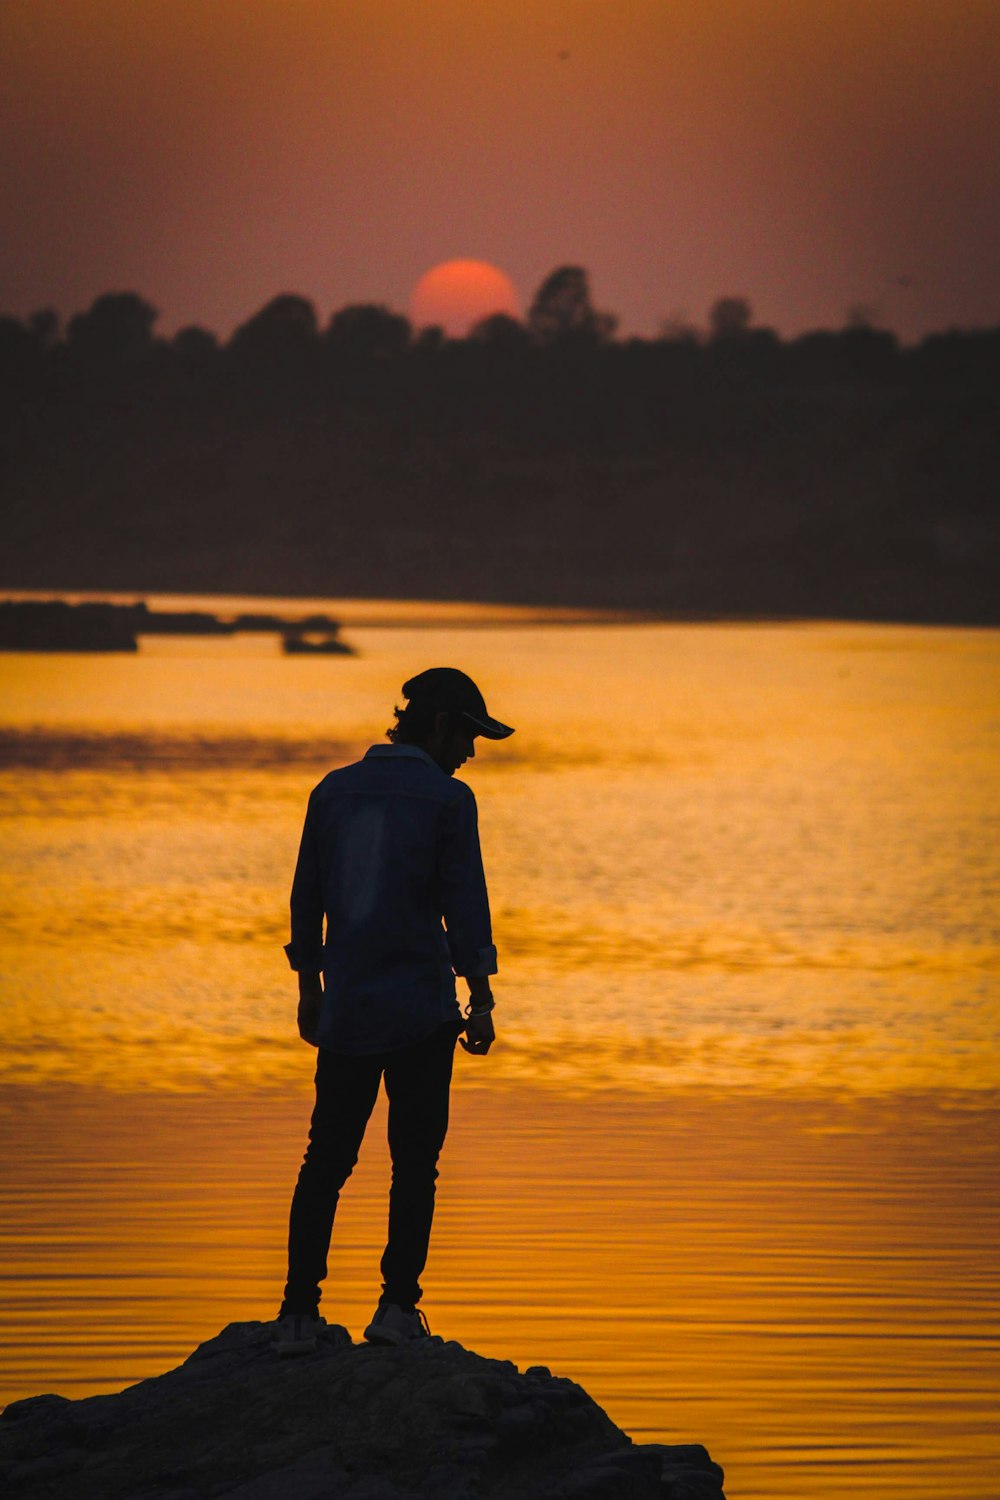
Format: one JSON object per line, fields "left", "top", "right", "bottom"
{"left": 462, "top": 711, "right": 515, "bottom": 740}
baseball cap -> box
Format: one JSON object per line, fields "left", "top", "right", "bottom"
{"left": 402, "top": 667, "right": 514, "bottom": 740}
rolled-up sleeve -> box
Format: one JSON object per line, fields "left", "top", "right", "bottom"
{"left": 438, "top": 788, "right": 497, "bottom": 978}
{"left": 284, "top": 790, "right": 325, "bottom": 973}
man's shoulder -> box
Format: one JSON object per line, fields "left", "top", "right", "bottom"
{"left": 307, "top": 764, "right": 349, "bottom": 798}
{"left": 309, "top": 750, "right": 469, "bottom": 805}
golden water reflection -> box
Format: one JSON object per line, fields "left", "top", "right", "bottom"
{"left": 0, "top": 1085, "right": 997, "bottom": 1500}
{"left": 2, "top": 618, "right": 998, "bottom": 1094}
{"left": 1, "top": 615, "right": 999, "bottom": 1499}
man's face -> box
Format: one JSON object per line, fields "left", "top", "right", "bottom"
{"left": 428, "top": 715, "right": 477, "bottom": 775}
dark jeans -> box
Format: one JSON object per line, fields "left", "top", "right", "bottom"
{"left": 281, "top": 1020, "right": 461, "bottom": 1317}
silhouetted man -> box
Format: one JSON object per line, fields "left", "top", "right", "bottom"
{"left": 273, "top": 668, "right": 513, "bottom": 1353}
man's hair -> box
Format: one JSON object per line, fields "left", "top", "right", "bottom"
{"left": 386, "top": 700, "right": 460, "bottom": 746}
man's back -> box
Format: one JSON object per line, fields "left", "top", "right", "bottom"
{"left": 286, "top": 743, "right": 495, "bottom": 1054}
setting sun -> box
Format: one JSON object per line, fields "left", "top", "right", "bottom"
{"left": 410, "top": 259, "right": 520, "bottom": 338}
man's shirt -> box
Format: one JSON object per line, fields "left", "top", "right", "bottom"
{"left": 284, "top": 743, "right": 497, "bottom": 1054}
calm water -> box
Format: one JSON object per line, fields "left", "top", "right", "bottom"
{"left": 1, "top": 607, "right": 998, "bottom": 1497}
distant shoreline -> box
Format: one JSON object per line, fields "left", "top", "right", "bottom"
{"left": 0, "top": 586, "right": 635, "bottom": 629}
{"left": 0, "top": 598, "right": 353, "bottom": 654}
{"left": 1, "top": 586, "right": 996, "bottom": 631}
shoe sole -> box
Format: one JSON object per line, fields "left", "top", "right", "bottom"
{"left": 363, "top": 1325, "right": 407, "bottom": 1346}
{"left": 364, "top": 1324, "right": 433, "bottom": 1346}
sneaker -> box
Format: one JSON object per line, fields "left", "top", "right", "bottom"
{"left": 271, "top": 1311, "right": 325, "bottom": 1356}
{"left": 363, "top": 1302, "right": 432, "bottom": 1346}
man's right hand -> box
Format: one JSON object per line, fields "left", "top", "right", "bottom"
{"left": 297, "top": 974, "right": 323, "bottom": 1047}
{"left": 460, "top": 1009, "right": 495, "bottom": 1055}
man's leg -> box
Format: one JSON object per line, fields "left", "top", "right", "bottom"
{"left": 379, "top": 1021, "right": 461, "bottom": 1310}
{"left": 280, "top": 1046, "right": 382, "bottom": 1316}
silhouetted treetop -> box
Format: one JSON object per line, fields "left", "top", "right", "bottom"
{"left": 468, "top": 313, "right": 530, "bottom": 350}
{"left": 228, "top": 294, "right": 319, "bottom": 360}
{"left": 28, "top": 309, "right": 60, "bottom": 349}
{"left": 413, "top": 325, "right": 446, "bottom": 354}
{"left": 326, "top": 304, "right": 410, "bottom": 359}
{"left": 0, "top": 316, "right": 34, "bottom": 363}
{"left": 67, "top": 293, "right": 158, "bottom": 364}
{"left": 527, "top": 266, "right": 617, "bottom": 345}
{"left": 172, "top": 325, "right": 219, "bottom": 368}
{"left": 708, "top": 296, "right": 753, "bottom": 341}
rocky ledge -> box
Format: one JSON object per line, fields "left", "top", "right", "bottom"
{"left": 0, "top": 1321, "right": 725, "bottom": 1499}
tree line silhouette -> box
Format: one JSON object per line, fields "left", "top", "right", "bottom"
{"left": 2, "top": 267, "right": 998, "bottom": 620}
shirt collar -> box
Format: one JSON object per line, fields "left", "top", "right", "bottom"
{"left": 364, "top": 743, "right": 440, "bottom": 770}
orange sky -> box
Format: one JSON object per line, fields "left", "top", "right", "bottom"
{"left": 2, "top": 0, "right": 998, "bottom": 341}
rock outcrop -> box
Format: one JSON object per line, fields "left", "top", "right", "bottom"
{"left": 0, "top": 1322, "right": 725, "bottom": 1499}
